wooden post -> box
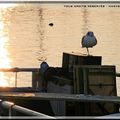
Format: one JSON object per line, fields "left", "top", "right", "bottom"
{"left": 62, "top": 52, "right": 102, "bottom": 116}
{"left": 62, "top": 52, "right": 102, "bottom": 74}
{"left": 32, "top": 72, "right": 42, "bottom": 90}
{"left": 73, "top": 65, "right": 119, "bottom": 116}
{"left": 83, "top": 68, "right": 88, "bottom": 95}
{"left": 32, "top": 72, "right": 37, "bottom": 89}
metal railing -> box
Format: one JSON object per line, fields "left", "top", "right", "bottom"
{"left": 0, "top": 100, "right": 55, "bottom": 118}
{"left": 0, "top": 67, "right": 120, "bottom": 88}
{"left": 0, "top": 67, "right": 40, "bottom": 88}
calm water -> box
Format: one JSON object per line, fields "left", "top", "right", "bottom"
{"left": 0, "top": 3, "right": 120, "bottom": 94}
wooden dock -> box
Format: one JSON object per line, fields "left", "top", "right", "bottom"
{"left": 0, "top": 52, "right": 120, "bottom": 116}
{"left": 0, "top": 92, "right": 120, "bottom": 104}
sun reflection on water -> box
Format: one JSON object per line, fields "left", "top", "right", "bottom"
{"left": 0, "top": 22, "right": 11, "bottom": 87}
{"left": 0, "top": 3, "right": 17, "bottom": 87}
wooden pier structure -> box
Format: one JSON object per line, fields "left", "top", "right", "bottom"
{"left": 0, "top": 52, "right": 120, "bottom": 117}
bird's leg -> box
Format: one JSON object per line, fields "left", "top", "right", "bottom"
{"left": 87, "top": 48, "right": 90, "bottom": 55}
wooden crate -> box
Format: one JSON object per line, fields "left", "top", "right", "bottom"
{"left": 73, "top": 65, "right": 119, "bottom": 116}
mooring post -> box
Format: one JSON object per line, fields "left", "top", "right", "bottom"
{"left": 15, "top": 72, "right": 18, "bottom": 88}
{"left": 32, "top": 70, "right": 43, "bottom": 90}
{"left": 62, "top": 52, "right": 102, "bottom": 115}
{"left": 32, "top": 72, "right": 39, "bottom": 89}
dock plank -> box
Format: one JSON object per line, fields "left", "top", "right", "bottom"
{"left": 0, "top": 92, "right": 120, "bottom": 104}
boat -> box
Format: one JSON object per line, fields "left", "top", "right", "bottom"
{"left": 0, "top": 52, "right": 120, "bottom": 118}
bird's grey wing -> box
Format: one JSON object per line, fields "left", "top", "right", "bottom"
{"left": 95, "top": 37, "right": 97, "bottom": 44}
{"left": 81, "top": 36, "right": 85, "bottom": 45}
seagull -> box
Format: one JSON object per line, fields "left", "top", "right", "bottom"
{"left": 81, "top": 31, "right": 97, "bottom": 55}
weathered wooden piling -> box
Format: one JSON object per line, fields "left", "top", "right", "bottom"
{"left": 73, "top": 65, "right": 119, "bottom": 115}
{"left": 32, "top": 72, "right": 41, "bottom": 90}
{"left": 32, "top": 71, "right": 47, "bottom": 92}
{"left": 61, "top": 52, "right": 119, "bottom": 116}
{"left": 62, "top": 52, "right": 102, "bottom": 72}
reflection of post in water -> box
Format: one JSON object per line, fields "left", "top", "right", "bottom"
{"left": 37, "top": 8, "right": 47, "bottom": 62}
{"left": 82, "top": 8, "right": 90, "bottom": 35}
